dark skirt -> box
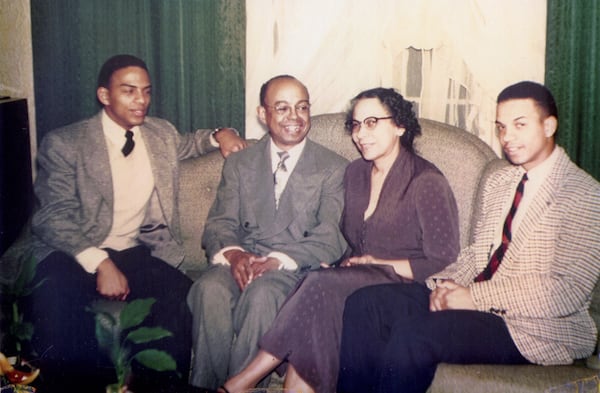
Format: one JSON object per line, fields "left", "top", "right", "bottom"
{"left": 259, "top": 264, "right": 407, "bottom": 393}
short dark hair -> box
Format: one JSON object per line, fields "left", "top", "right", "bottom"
{"left": 346, "top": 87, "right": 421, "bottom": 153}
{"left": 97, "top": 54, "right": 148, "bottom": 88}
{"left": 259, "top": 75, "right": 304, "bottom": 106}
{"left": 497, "top": 81, "right": 558, "bottom": 120}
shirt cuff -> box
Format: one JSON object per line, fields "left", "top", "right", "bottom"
{"left": 210, "top": 127, "right": 240, "bottom": 147}
{"left": 209, "top": 130, "right": 220, "bottom": 147}
{"left": 75, "top": 247, "right": 109, "bottom": 273}
{"left": 267, "top": 251, "right": 298, "bottom": 271}
{"left": 212, "top": 245, "right": 245, "bottom": 266}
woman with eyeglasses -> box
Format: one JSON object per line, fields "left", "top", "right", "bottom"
{"left": 218, "top": 88, "right": 460, "bottom": 393}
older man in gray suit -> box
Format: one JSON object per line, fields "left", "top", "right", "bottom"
{"left": 187, "top": 75, "right": 348, "bottom": 390}
{"left": 28, "top": 54, "right": 246, "bottom": 393}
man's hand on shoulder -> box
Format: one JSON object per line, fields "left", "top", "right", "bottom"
{"left": 96, "top": 258, "right": 130, "bottom": 301}
{"left": 214, "top": 128, "right": 248, "bottom": 158}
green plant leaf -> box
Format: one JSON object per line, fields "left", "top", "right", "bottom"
{"left": 93, "top": 311, "right": 119, "bottom": 352}
{"left": 133, "top": 349, "right": 177, "bottom": 372}
{"left": 125, "top": 326, "right": 172, "bottom": 344}
{"left": 120, "top": 298, "right": 155, "bottom": 330}
{"left": 86, "top": 297, "right": 175, "bottom": 385}
{"left": 91, "top": 308, "right": 119, "bottom": 327}
{"left": 10, "top": 256, "right": 32, "bottom": 295}
{"left": 0, "top": 254, "right": 41, "bottom": 359}
{"left": 20, "top": 277, "right": 47, "bottom": 297}
{"left": 111, "top": 345, "right": 130, "bottom": 381}
{"left": 1, "top": 255, "right": 38, "bottom": 298}
{"left": 10, "top": 320, "right": 34, "bottom": 342}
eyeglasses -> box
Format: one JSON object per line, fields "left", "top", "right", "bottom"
{"left": 345, "top": 116, "right": 393, "bottom": 133}
{"left": 264, "top": 102, "right": 311, "bottom": 116}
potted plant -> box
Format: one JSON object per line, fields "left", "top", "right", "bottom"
{"left": 88, "top": 298, "right": 177, "bottom": 393}
{"left": 0, "top": 254, "right": 43, "bottom": 390}
{"left": 0, "top": 254, "right": 43, "bottom": 363}
{"left": 0, "top": 352, "right": 39, "bottom": 391}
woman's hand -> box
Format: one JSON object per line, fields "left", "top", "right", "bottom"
{"left": 340, "top": 254, "right": 377, "bottom": 267}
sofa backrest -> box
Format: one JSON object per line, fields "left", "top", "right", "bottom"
{"left": 177, "top": 113, "right": 505, "bottom": 273}
{"left": 178, "top": 149, "right": 224, "bottom": 274}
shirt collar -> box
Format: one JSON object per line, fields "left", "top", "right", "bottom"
{"left": 269, "top": 137, "right": 307, "bottom": 171}
{"left": 522, "top": 145, "right": 558, "bottom": 184}
{"left": 101, "top": 109, "right": 141, "bottom": 145}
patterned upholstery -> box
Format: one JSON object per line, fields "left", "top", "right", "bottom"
{"left": 178, "top": 112, "right": 506, "bottom": 275}
{"left": 3, "top": 113, "right": 596, "bottom": 390}
{"left": 175, "top": 112, "right": 600, "bottom": 391}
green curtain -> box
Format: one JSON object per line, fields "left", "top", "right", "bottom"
{"left": 31, "top": 0, "right": 245, "bottom": 143}
{"left": 545, "top": 0, "right": 599, "bottom": 180}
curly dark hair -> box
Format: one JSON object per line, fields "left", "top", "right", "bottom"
{"left": 345, "top": 87, "right": 421, "bottom": 152}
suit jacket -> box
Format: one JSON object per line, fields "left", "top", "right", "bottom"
{"left": 202, "top": 135, "right": 348, "bottom": 271}
{"left": 32, "top": 111, "right": 216, "bottom": 267}
{"left": 428, "top": 147, "right": 600, "bottom": 365}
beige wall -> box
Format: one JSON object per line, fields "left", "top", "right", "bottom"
{"left": 0, "top": 0, "right": 36, "bottom": 173}
{"left": 245, "top": 0, "right": 547, "bottom": 145}
{"left": 1, "top": 0, "right": 546, "bottom": 157}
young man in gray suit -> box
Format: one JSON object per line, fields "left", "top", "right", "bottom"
{"left": 337, "top": 81, "right": 600, "bottom": 393}
{"left": 28, "top": 54, "right": 246, "bottom": 392}
{"left": 187, "top": 75, "right": 348, "bottom": 390}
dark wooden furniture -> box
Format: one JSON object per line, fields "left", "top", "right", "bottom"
{"left": 0, "top": 97, "right": 33, "bottom": 256}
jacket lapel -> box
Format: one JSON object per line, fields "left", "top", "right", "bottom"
{"left": 81, "top": 113, "right": 113, "bottom": 205}
{"left": 239, "top": 137, "right": 279, "bottom": 232}
{"left": 505, "top": 149, "right": 567, "bottom": 262}
{"left": 141, "top": 123, "right": 174, "bottom": 223}
{"left": 268, "top": 140, "right": 319, "bottom": 236}
{"left": 238, "top": 138, "right": 324, "bottom": 240}
{"left": 474, "top": 167, "right": 520, "bottom": 270}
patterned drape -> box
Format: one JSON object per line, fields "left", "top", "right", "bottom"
{"left": 31, "top": 0, "right": 245, "bottom": 143}
{"left": 244, "top": 0, "right": 546, "bottom": 151}
{"left": 545, "top": 0, "right": 599, "bottom": 180}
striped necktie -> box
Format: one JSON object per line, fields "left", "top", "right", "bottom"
{"left": 475, "top": 173, "right": 528, "bottom": 282}
{"left": 273, "top": 151, "right": 290, "bottom": 208}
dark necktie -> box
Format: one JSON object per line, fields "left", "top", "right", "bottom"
{"left": 474, "top": 173, "right": 528, "bottom": 282}
{"left": 122, "top": 130, "right": 135, "bottom": 157}
{"left": 273, "top": 151, "right": 290, "bottom": 207}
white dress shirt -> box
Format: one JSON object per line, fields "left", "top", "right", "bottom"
{"left": 491, "top": 146, "right": 559, "bottom": 252}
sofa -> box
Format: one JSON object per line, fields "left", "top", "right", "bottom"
{"left": 1, "top": 113, "right": 598, "bottom": 391}
{"left": 177, "top": 112, "right": 600, "bottom": 392}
